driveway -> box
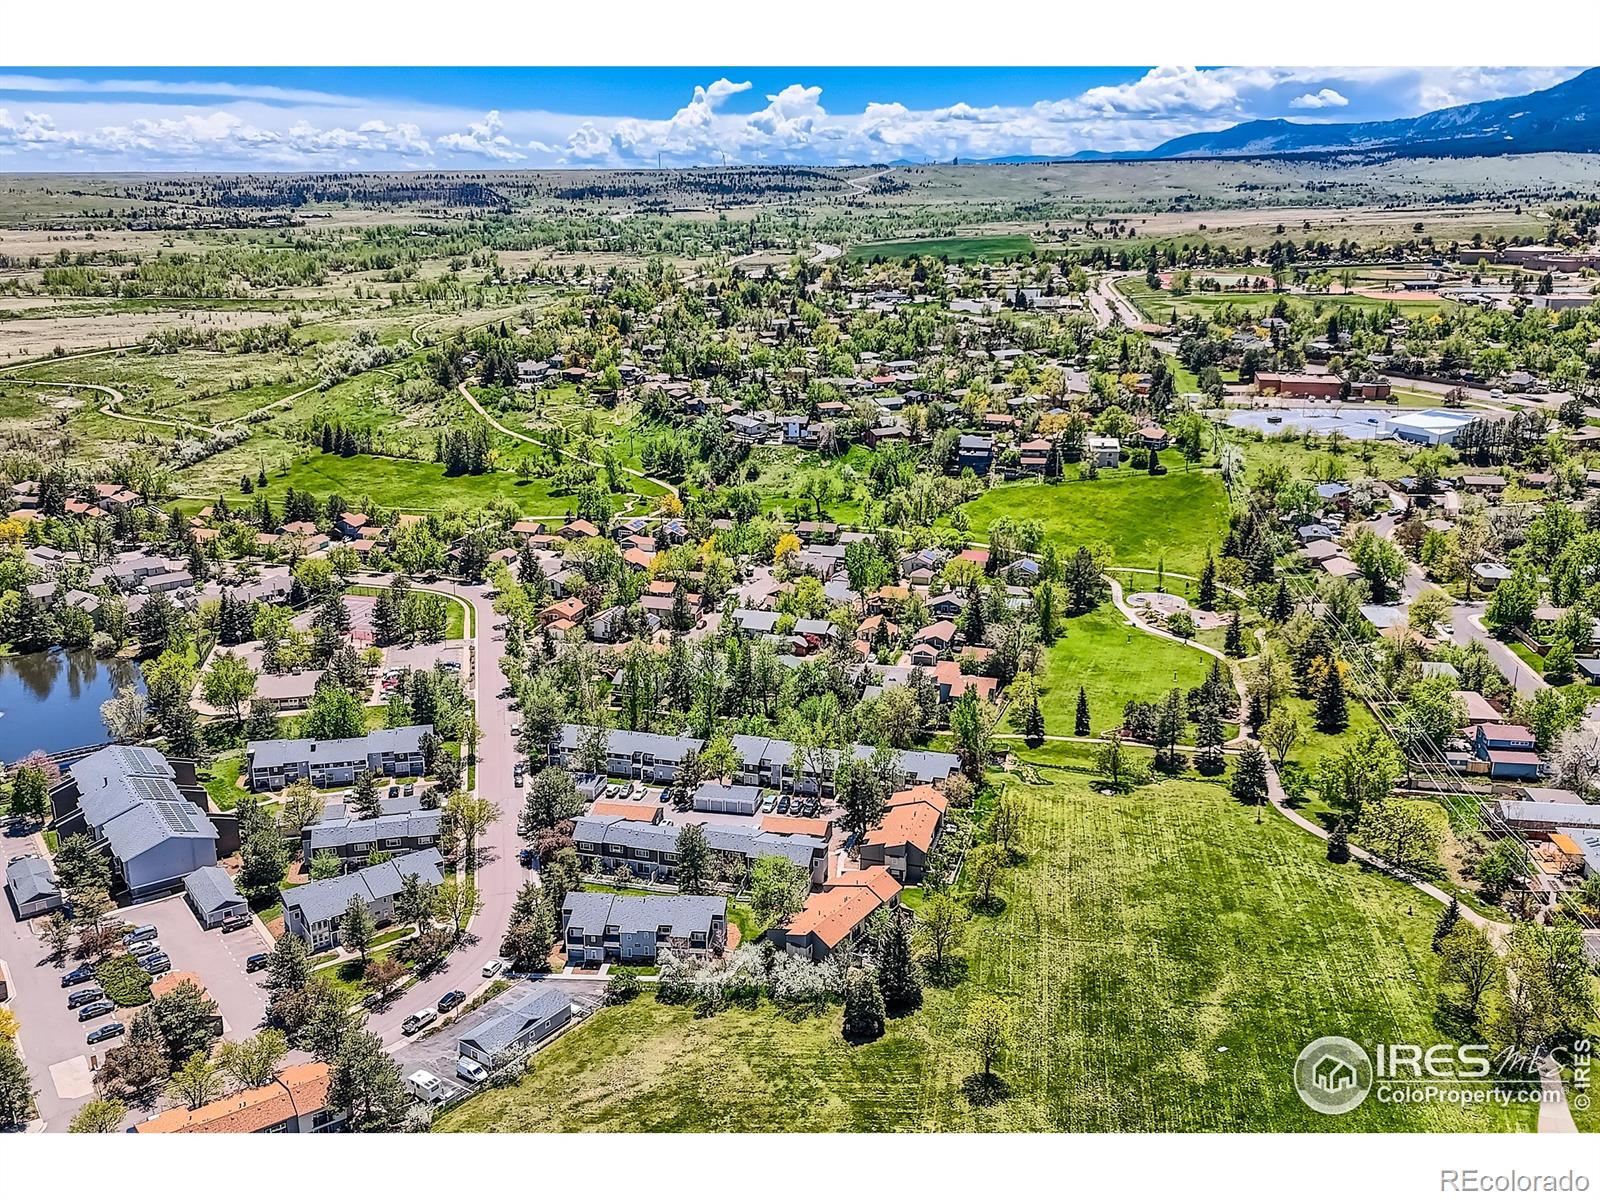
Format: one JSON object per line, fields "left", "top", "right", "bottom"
{"left": 0, "top": 888, "right": 269, "bottom": 1129}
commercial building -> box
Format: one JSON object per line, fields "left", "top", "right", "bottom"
{"left": 1383, "top": 408, "right": 1476, "bottom": 447}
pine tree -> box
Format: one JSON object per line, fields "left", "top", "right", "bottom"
{"left": 1024, "top": 694, "right": 1045, "bottom": 747}
{"left": 875, "top": 909, "right": 923, "bottom": 1016}
{"left": 1271, "top": 580, "right": 1293, "bottom": 623}
{"left": 1224, "top": 611, "right": 1244, "bottom": 657}
{"left": 1230, "top": 744, "right": 1270, "bottom": 812}
{"left": 1315, "top": 662, "right": 1349, "bottom": 732}
{"left": 1074, "top": 686, "right": 1091, "bottom": 737}
{"left": 1432, "top": 897, "right": 1461, "bottom": 951}
{"left": 841, "top": 968, "right": 886, "bottom": 1043}
{"left": 1194, "top": 702, "right": 1226, "bottom": 776}
{"left": 1327, "top": 820, "right": 1351, "bottom": 864}
{"left": 1197, "top": 554, "right": 1217, "bottom": 611}
{"left": 351, "top": 771, "right": 381, "bottom": 820}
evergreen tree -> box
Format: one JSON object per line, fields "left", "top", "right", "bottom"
{"left": 1224, "top": 611, "right": 1244, "bottom": 657}
{"left": 1271, "top": 580, "right": 1293, "bottom": 623}
{"left": 841, "top": 968, "right": 887, "bottom": 1043}
{"left": 1024, "top": 693, "right": 1045, "bottom": 747}
{"left": 1230, "top": 744, "right": 1270, "bottom": 813}
{"left": 1432, "top": 897, "right": 1461, "bottom": 951}
{"left": 875, "top": 909, "right": 923, "bottom": 1016}
{"left": 1315, "top": 662, "right": 1349, "bottom": 732}
{"left": 1327, "top": 820, "right": 1351, "bottom": 864}
{"left": 1197, "top": 554, "right": 1217, "bottom": 611}
{"left": 351, "top": 771, "right": 381, "bottom": 820}
{"left": 1074, "top": 686, "right": 1091, "bottom": 737}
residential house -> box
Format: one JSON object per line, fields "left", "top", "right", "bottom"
{"left": 777, "top": 866, "right": 901, "bottom": 961}
{"left": 246, "top": 726, "right": 430, "bottom": 792}
{"left": 561, "top": 892, "right": 727, "bottom": 964}
{"left": 280, "top": 850, "right": 444, "bottom": 951}
{"left": 858, "top": 785, "right": 947, "bottom": 883}
{"left": 132, "top": 1063, "right": 344, "bottom": 1133}
{"left": 5, "top": 855, "right": 62, "bottom": 918}
{"left": 1087, "top": 436, "right": 1121, "bottom": 469}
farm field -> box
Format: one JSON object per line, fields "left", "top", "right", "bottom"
{"left": 437, "top": 771, "right": 1530, "bottom": 1132}
{"left": 1116, "top": 277, "right": 1446, "bottom": 323}
{"left": 959, "top": 465, "right": 1230, "bottom": 575}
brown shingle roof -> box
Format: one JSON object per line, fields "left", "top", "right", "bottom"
{"left": 133, "top": 1063, "right": 332, "bottom": 1134}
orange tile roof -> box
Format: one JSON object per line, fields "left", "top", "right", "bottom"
{"left": 761, "top": 814, "right": 833, "bottom": 839}
{"left": 827, "top": 865, "right": 902, "bottom": 904}
{"left": 888, "top": 784, "right": 948, "bottom": 816}
{"left": 590, "top": 800, "right": 661, "bottom": 822}
{"left": 863, "top": 796, "right": 943, "bottom": 853}
{"left": 785, "top": 869, "right": 900, "bottom": 950}
{"left": 133, "top": 1063, "right": 331, "bottom": 1134}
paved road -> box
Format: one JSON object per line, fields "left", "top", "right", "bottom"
{"left": 356, "top": 578, "right": 532, "bottom": 1048}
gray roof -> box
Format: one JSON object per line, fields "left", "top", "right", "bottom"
{"left": 249, "top": 725, "right": 430, "bottom": 773}
{"left": 183, "top": 865, "right": 245, "bottom": 915}
{"left": 305, "top": 807, "right": 442, "bottom": 853}
{"left": 280, "top": 849, "right": 443, "bottom": 926}
{"left": 103, "top": 798, "right": 217, "bottom": 863}
{"left": 561, "top": 892, "right": 726, "bottom": 940}
{"left": 693, "top": 782, "right": 764, "bottom": 805}
{"left": 458, "top": 986, "right": 572, "bottom": 1059}
{"left": 6, "top": 855, "right": 60, "bottom": 905}
{"left": 555, "top": 725, "right": 702, "bottom": 761}
{"left": 732, "top": 609, "right": 780, "bottom": 634}
{"left": 575, "top": 815, "right": 823, "bottom": 869}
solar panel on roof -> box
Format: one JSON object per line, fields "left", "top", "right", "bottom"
{"left": 156, "top": 801, "right": 198, "bottom": 834}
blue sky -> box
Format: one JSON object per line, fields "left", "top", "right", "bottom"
{"left": 0, "top": 66, "right": 1581, "bottom": 170}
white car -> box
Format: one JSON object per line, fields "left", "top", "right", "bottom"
{"left": 1489, "top": 389, "right": 1506, "bottom": 399}
{"left": 482, "top": 958, "right": 505, "bottom": 978}
{"left": 456, "top": 1058, "right": 489, "bottom": 1084}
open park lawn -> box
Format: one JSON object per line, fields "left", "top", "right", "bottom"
{"left": 1033, "top": 605, "right": 1216, "bottom": 734}
{"left": 960, "top": 468, "right": 1229, "bottom": 576}
{"left": 438, "top": 774, "right": 1528, "bottom": 1132}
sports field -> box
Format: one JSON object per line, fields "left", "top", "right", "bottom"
{"left": 847, "top": 234, "right": 1036, "bottom": 263}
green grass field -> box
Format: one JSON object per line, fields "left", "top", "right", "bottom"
{"left": 846, "top": 235, "right": 1036, "bottom": 264}
{"left": 959, "top": 466, "right": 1230, "bottom": 575}
{"left": 184, "top": 450, "right": 600, "bottom": 515}
{"left": 1034, "top": 604, "right": 1217, "bottom": 732}
{"left": 437, "top": 770, "right": 1530, "bottom": 1132}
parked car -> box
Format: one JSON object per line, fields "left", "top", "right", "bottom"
{"left": 777, "top": 796, "right": 791, "bottom": 814}
{"left": 403, "top": 784, "right": 415, "bottom": 797}
{"left": 456, "top": 1058, "right": 489, "bottom": 1084}
{"left": 401, "top": 1008, "right": 438, "bottom": 1036}
{"left": 77, "top": 1000, "right": 116, "bottom": 1022}
{"left": 220, "top": 914, "right": 252, "bottom": 933}
{"left": 437, "top": 989, "right": 467, "bottom": 1013}
{"left": 245, "top": 953, "right": 270, "bottom": 973}
{"left": 481, "top": 958, "right": 505, "bottom": 978}
{"left": 122, "top": 925, "right": 157, "bottom": 945}
{"left": 125, "top": 939, "right": 159, "bottom": 958}
{"left": 86, "top": 1023, "right": 124, "bottom": 1045}
{"left": 68, "top": 987, "right": 105, "bottom": 1008}
{"left": 510, "top": 725, "right": 522, "bottom": 738}
{"left": 61, "top": 965, "right": 96, "bottom": 987}
{"left": 140, "top": 955, "right": 172, "bottom": 975}
{"left": 762, "top": 795, "right": 778, "bottom": 813}
{"left": 518, "top": 848, "right": 535, "bottom": 869}
{"left": 388, "top": 785, "right": 400, "bottom": 799}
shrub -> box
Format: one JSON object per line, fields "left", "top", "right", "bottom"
{"left": 95, "top": 955, "right": 154, "bottom": 1007}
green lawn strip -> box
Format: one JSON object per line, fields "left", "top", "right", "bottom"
{"left": 198, "top": 751, "right": 249, "bottom": 812}
{"left": 348, "top": 584, "right": 468, "bottom": 640}
{"left": 438, "top": 772, "right": 1528, "bottom": 1132}
{"left": 959, "top": 467, "right": 1229, "bottom": 576}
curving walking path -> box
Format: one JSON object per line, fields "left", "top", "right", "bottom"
{"left": 456, "top": 380, "right": 681, "bottom": 502}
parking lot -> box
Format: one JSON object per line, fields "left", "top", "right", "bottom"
{"left": 0, "top": 887, "right": 270, "bottom": 1129}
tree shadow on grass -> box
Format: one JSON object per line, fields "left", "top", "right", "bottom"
{"left": 966, "top": 896, "right": 1007, "bottom": 918}
{"left": 924, "top": 957, "right": 969, "bottom": 988}
{"left": 1432, "top": 998, "right": 1485, "bottom": 1044}
{"left": 961, "top": 1071, "right": 1011, "bottom": 1107}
